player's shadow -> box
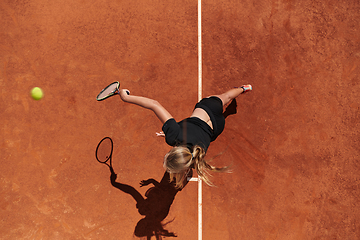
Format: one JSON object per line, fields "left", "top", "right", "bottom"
{"left": 110, "top": 167, "right": 192, "bottom": 239}
{"left": 223, "top": 99, "right": 237, "bottom": 119}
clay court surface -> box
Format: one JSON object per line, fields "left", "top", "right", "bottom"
{"left": 1, "top": 0, "right": 360, "bottom": 239}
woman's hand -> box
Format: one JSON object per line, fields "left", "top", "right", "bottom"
{"left": 156, "top": 131, "right": 165, "bottom": 137}
{"left": 119, "top": 89, "right": 130, "bottom": 101}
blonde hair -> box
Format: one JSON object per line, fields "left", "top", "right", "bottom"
{"left": 164, "top": 145, "right": 229, "bottom": 189}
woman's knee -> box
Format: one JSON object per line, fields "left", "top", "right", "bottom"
{"left": 211, "top": 94, "right": 229, "bottom": 106}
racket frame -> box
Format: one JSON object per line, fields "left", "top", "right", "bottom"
{"left": 96, "top": 81, "right": 120, "bottom": 101}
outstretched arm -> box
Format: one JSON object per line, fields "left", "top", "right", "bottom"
{"left": 119, "top": 89, "right": 173, "bottom": 124}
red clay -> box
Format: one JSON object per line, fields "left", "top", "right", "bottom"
{"left": 1, "top": 0, "right": 359, "bottom": 239}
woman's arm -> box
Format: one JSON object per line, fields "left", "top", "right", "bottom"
{"left": 119, "top": 89, "right": 173, "bottom": 124}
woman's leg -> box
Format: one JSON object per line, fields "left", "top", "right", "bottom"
{"left": 214, "top": 85, "right": 252, "bottom": 106}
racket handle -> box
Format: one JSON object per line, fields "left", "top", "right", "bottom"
{"left": 126, "top": 90, "right": 130, "bottom": 95}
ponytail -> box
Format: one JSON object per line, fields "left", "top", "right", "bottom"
{"left": 191, "top": 145, "right": 229, "bottom": 187}
{"left": 164, "top": 145, "right": 229, "bottom": 189}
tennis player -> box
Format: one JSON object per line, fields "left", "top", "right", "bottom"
{"left": 119, "top": 85, "right": 252, "bottom": 188}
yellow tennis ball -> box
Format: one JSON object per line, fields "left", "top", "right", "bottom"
{"left": 31, "top": 87, "right": 44, "bottom": 100}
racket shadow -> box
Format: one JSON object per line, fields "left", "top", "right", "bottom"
{"left": 109, "top": 167, "right": 192, "bottom": 239}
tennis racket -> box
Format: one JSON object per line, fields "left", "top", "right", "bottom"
{"left": 96, "top": 81, "right": 130, "bottom": 101}
{"left": 96, "top": 81, "right": 120, "bottom": 101}
{"left": 95, "top": 136, "right": 115, "bottom": 174}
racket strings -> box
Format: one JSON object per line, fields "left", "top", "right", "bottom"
{"left": 97, "top": 82, "right": 119, "bottom": 100}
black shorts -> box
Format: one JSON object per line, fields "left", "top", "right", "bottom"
{"left": 194, "top": 96, "right": 225, "bottom": 141}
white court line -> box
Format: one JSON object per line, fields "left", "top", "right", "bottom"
{"left": 198, "top": 0, "right": 202, "bottom": 103}
{"left": 188, "top": 1, "right": 203, "bottom": 239}
{"left": 197, "top": 1, "right": 203, "bottom": 240}
{"left": 188, "top": 177, "right": 198, "bottom": 181}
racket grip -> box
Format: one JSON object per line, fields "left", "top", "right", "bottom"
{"left": 126, "top": 90, "right": 130, "bottom": 95}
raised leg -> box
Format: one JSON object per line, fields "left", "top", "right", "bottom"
{"left": 214, "top": 85, "right": 252, "bottom": 106}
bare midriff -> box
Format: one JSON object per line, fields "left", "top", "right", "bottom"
{"left": 190, "top": 108, "right": 213, "bottom": 129}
